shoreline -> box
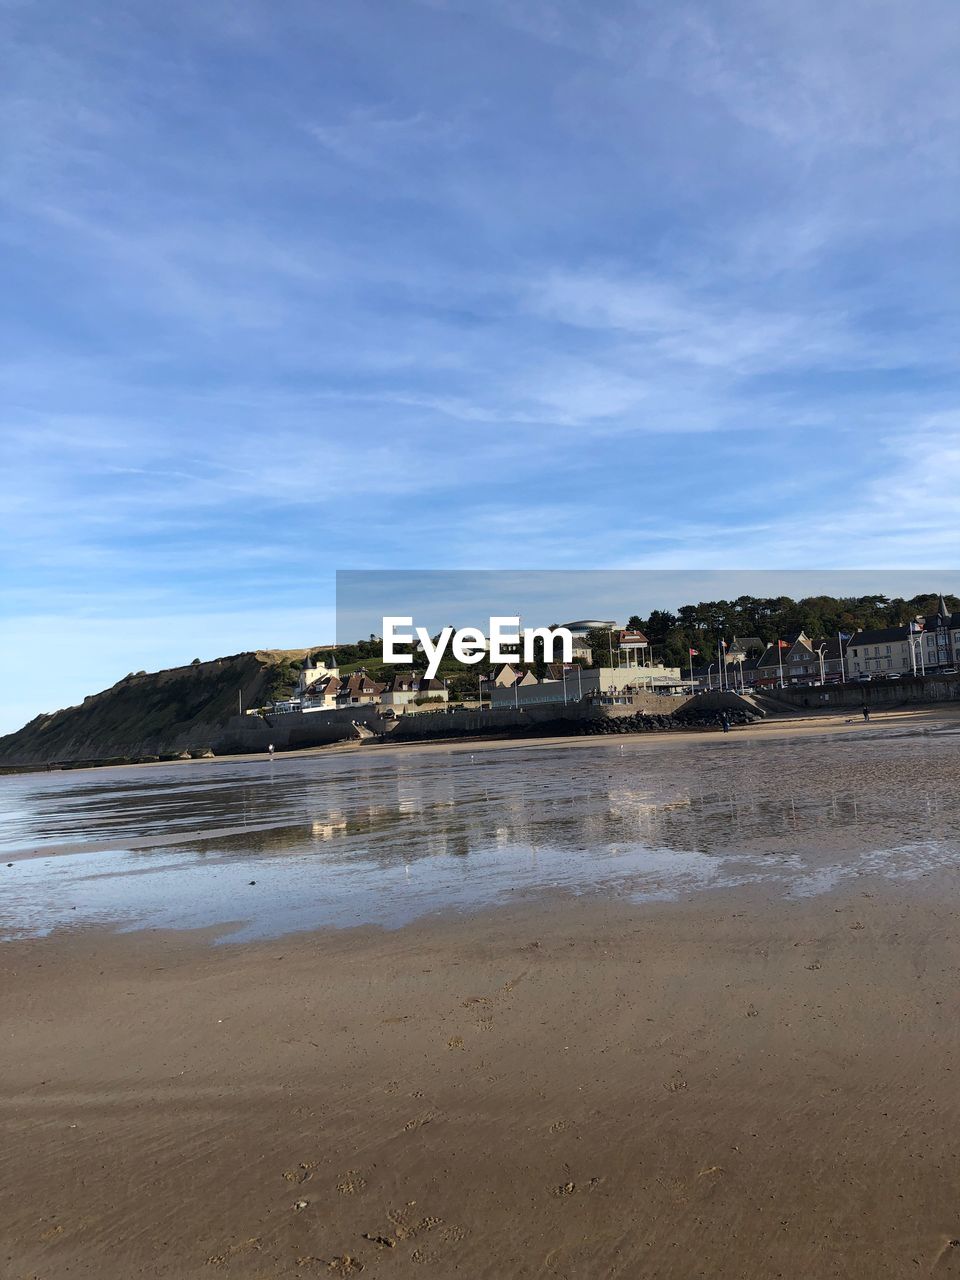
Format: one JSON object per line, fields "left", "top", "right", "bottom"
{"left": 4, "top": 699, "right": 960, "bottom": 780}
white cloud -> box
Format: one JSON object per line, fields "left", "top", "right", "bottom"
{"left": 305, "top": 106, "right": 462, "bottom": 167}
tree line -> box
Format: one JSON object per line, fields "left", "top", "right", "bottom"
{"left": 589, "top": 592, "right": 958, "bottom": 670}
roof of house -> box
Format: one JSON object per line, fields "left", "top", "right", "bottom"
{"left": 492, "top": 663, "right": 539, "bottom": 686}
{"left": 341, "top": 672, "right": 386, "bottom": 696}
{"left": 729, "top": 635, "right": 763, "bottom": 653}
{"left": 755, "top": 633, "right": 819, "bottom": 667}
{"left": 418, "top": 677, "right": 446, "bottom": 691}
{"left": 923, "top": 602, "right": 957, "bottom": 628}
{"left": 819, "top": 636, "right": 847, "bottom": 661}
{"left": 384, "top": 672, "right": 418, "bottom": 691}
{"left": 304, "top": 675, "right": 341, "bottom": 697}
{"left": 848, "top": 626, "right": 910, "bottom": 647}
{"left": 756, "top": 642, "right": 790, "bottom": 668}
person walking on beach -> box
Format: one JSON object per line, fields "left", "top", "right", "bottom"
{"left": 268, "top": 742, "right": 275, "bottom": 756}
{"left": 721, "top": 711, "right": 731, "bottom": 733}
{"left": 861, "top": 706, "right": 870, "bottom": 722}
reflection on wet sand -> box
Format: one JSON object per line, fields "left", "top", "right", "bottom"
{"left": 1, "top": 727, "right": 958, "bottom": 940}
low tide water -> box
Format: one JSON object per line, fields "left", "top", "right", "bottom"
{"left": 1, "top": 727, "right": 959, "bottom": 941}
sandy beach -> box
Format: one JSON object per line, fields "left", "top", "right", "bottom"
{"left": 4, "top": 885, "right": 960, "bottom": 1279}
{"left": 3, "top": 714, "right": 960, "bottom": 1277}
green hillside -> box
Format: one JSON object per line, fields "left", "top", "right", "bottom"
{"left": 0, "top": 649, "right": 318, "bottom": 769}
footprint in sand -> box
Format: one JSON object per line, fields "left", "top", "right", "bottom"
{"left": 387, "top": 1208, "right": 444, "bottom": 1241}
{"left": 402, "top": 1113, "right": 436, "bottom": 1132}
{"left": 325, "top": 1256, "right": 365, "bottom": 1275}
{"left": 337, "top": 1170, "right": 367, "bottom": 1196}
{"left": 931, "top": 1236, "right": 960, "bottom": 1272}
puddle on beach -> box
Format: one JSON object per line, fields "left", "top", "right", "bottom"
{"left": 1, "top": 731, "right": 959, "bottom": 941}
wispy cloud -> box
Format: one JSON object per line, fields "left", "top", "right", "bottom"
{"left": 2, "top": 0, "right": 959, "bottom": 728}
{"left": 305, "top": 106, "right": 463, "bottom": 167}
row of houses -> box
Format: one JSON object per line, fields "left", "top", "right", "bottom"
{"left": 267, "top": 647, "right": 687, "bottom": 718}
{"left": 714, "top": 634, "right": 847, "bottom": 689}
{"left": 269, "top": 657, "right": 449, "bottom": 714}
{"left": 708, "top": 596, "right": 960, "bottom": 689}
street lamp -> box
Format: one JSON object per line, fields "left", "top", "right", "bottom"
{"left": 815, "top": 643, "right": 827, "bottom": 684}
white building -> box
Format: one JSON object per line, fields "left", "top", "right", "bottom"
{"left": 296, "top": 653, "right": 339, "bottom": 695}
{"left": 847, "top": 598, "right": 960, "bottom": 677}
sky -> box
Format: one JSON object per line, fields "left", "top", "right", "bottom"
{"left": 2, "top": 0, "right": 960, "bottom": 732}
{"left": 337, "top": 572, "right": 960, "bottom": 644}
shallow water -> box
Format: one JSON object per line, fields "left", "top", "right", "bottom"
{"left": 1, "top": 728, "right": 959, "bottom": 940}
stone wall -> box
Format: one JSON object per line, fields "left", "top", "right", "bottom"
{"left": 774, "top": 674, "right": 960, "bottom": 710}
{"left": 212, "top": 705, "right": 384, "bottom": 754}
{"left": 214, "top": 692, "right": 703, "bottom": 754}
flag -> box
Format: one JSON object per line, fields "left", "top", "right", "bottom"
{"left": 689, "top": 647, "right": 699, "bottom": 656}
{"left": 720, "top": 639, "right": 727, "bottom": 650}
{"left": 839, "top": 631, "right": 851, "bottom": 641}
{"left": 778, "top": 639, "right": 790, "bottom": 648}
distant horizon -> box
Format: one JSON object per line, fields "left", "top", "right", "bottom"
{"left": 5, "top": 570, "right": 960, "bottom": 736}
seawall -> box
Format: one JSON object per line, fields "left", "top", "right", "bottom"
{"left": 774, "top": 673, "right": 960, "bottom": 710}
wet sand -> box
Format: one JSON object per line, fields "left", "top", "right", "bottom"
{"left": 3, "top": 716, "right": 960, "bottom": 1277}
{"left": 3, "top": 880, "right": 960, "bottom": 1279}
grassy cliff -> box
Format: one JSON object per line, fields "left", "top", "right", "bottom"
{"left": 0, "top": 649, "right": 320, "bottom": 769}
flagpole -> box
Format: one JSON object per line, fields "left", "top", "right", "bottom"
{"left": 777, "top": 638, "right": 785, "bottom": 688}
{"left": 689, "top": 651, "right": 694, "bottom": 697}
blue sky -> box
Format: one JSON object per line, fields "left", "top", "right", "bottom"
{"left": 2, "top": 0, "right": 960, "bottom": 732}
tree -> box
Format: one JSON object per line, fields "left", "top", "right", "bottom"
{"left": 585, "top": 626, "right": 617, "bottom": 668}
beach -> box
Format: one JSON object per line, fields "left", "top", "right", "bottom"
{"left": 2, "top": 716, "right": 960, "bottom": 1277}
